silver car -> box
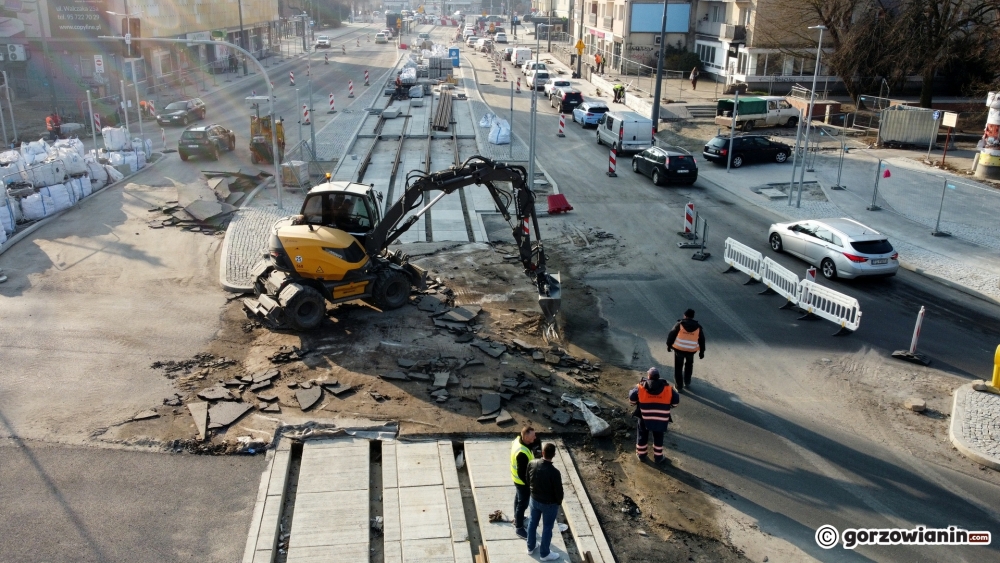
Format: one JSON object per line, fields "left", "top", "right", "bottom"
{"left": 767, "top": 218, "right": 899, "bottom": 279}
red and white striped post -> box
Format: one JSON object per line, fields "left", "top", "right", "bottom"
{"left": 161, "top": 128, "right": 166, "bottom": 151}
{"left": 522, "top": 218, "right": 530, "bottom": 237}
{"left": 348, "top": 80, "right": 355, "bottom": 98}
{"left": 908, "top": 306, "right": 926, "bottom": 354}
{"left": 606, "top": 148, "right": 618, "bottom": 177}
{"left": 682, "top": 203, "right": 695, "bottom": 234}
{"left": 516, "top": 78, "right": 521, "bottom": 93}
{"left": 325, "top": 54, "right": 329, "bottom": 65}
{"left": 557, "top": 114, "right": 565, "bottom": 137}
{"left": 302, "top": 104, "right": 310, "bottom": 125}
{"left": 503, "top": 67, "right": 507, "bottom": 82}
{"left": 328, "top": 93, "right": 336, "bottom": 113}
{"left": 93, "top": 113, "right": 101, "bottom": 131}
{"left": 289, "top": 71, "right": 295, "bottom": 86}
{"left": 364, "top": 70, "right": 370, "bottom": 85}
{"left": 357, "top": 37, "right": 360, "bottom": 47}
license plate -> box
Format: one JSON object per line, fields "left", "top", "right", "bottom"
{"left": 872, "top": 258, "right": 888, "bottom": 265}
{"left": 188, "top": 145, "right": 200, "bottom": 148}
{"left": 676, "top": 170, "right": 689, "bottom": 173}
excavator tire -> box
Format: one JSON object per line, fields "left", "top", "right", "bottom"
{"left": 370, "top": 268, "right": 410, "bottom": 311}
{"left": 280, "top": 284, "right": 326, "bottom": 330}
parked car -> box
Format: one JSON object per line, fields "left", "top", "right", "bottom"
{"left": 714, "top": 96, "right": 799, "bottom": 132}
{"left": 595, "top": 111, "right": 653, "bottom": 153}
{"left": 631, "top": 146, "right": 698, "bottom": 186}
{"left": 156, "top": 98, "right": 206, "bottom": 126}
{"left": 315, "top": 35, "right": 331, "bottom": 48}
{"left": 495, "top": 32, "right": 508, "bottom": 43}
{"left": 375, "top": 32, "right": 389, "bottom": 44}
{"left": 550, "top": 87, "right": 584, "bottom": 113}
{"left": 178, "top": 124, "right": 235, "bottom": 161}
{"left": 527, "top": 70, "right": 550, "bottom": 90}
{"left": 768, "top": 218, "right": 899, "bottom": 279}
{"left": 522, "top": 61, "right": 546, "bottom": 75}
{"left": 503, "top": 47, "right": 514, "bottom": 61}
{"left": 702, "top": 134, "right": 791, "bottom": 168}
{"left": 572, "top": 100, "right": 609, "bottom": 126}
{"left": 512, "top": 47, "right": 532, "bottom": 66}
{"left": 545, "top": 79, "right": 572, "bottom": 99}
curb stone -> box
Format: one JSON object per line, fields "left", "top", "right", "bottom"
{"left": 0, "top": 152, "right": 166, "bottom": 258}
{"left": 218, "top": 176, "right": 275, "bottom": 293}
{"left": 949, "top": 383, "right": 1000, "bottom": 471}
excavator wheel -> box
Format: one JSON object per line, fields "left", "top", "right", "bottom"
{"left": 280, "top": 284, "right": 326, "bottom": 330}
{"left": 370, "top": 269, "right": 410, "bottom": 310}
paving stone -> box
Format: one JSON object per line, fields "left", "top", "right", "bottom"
{"left": 297, "top": 386, "right": 323, "bottom": 410}
{"left": 197, "top": 386, "right": 233, "bottom": 401}
{"left": 223, "top": 379, "right": 243, "bottom": 387}
{"left": 433, "top": 372, "right": 451, "bottom": 388}
{"left": 208, "top": 401, "right": 252, "bottom": 428}
{"left": 250, "top": 380, "right": 272, "bottom": 392}
{"left": 253, "top": 368, "right": 280, "bottom": 383}
{"left": 397, "top": 359, "right": 417, "bottom": 368}
{"left": 324, "top": 383, "right": 353, "bottom": 396}
{"left": 495, "top": 409, "right": 514, "bottom": 426}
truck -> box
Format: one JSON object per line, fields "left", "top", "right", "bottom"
{"left": 385, "top": 11, "right": 401, "bottom": 35}
{"left": 714, "top": 96, "right": 799, "bottom": 132}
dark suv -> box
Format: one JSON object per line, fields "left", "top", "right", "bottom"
{"left": 179, "top": 124, "right": 236, "bottom": 161}
{"left": 632, "top": 146, "right": 698, "bottom": 185}
{"left": 550, "top": 88, "right": 584, "bottom": 113}
{"left": 157, "top": 98, "right": 207, "bottom": 126}
{"left": 702, "top": 134, "right": 791, "bottom": 168}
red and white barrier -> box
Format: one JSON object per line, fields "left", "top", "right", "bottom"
{"left": 161, "top": 128, "right": 166, "bottom": 151}
{"left": 289, "top": 71, "right": 295, "bottom": 86}
{"left": 522, "top": 218, "right": 530, "bottom": 236}
{"left": 503, "top": 67, "right": 507, "bottom": 82}
{"left": 328, "top": 93, "right": 336, "bottom": 113}
{"left": 348, "top": 80, "right": 355, "bottom": 98}
{"left": 516, "top": 78, "right": 521, "bottom": 93}
{"left": 557, "top": 114, "right": 565, "bottom": 137}
{"left": 805, "top": 267, "right": 817, "bottom": 283}
{"left": 607, "top": 148, "right": 618, "bottom": 177}
{"left": 302, "top": 104, "right": 310, "bottom": 125}
{"left": 682, "top": 202, "right": 695, "bottom": 234}
{"left": 93, "top": 113, "right": 101, "bottom": 130}
{"left": 325, "top": 54, "right": 329, "bottom": 64}
{"left": 364, "top": 70, "right": 370, "bottom": 85}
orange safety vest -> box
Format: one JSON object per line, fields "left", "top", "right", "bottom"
{"left": 674, "top": 325, "right": 700, "bottom": 353}
{"left": 45, "top": 115, "right": 54, "bottom": 130}
{"left": 636, "top": 383, "right": 673, "bottom": 423}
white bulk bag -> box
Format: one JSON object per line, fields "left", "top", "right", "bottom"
{"left": 20, "top": 192, "right": 55, "bottom": 221}
{"left": 123, "top": 152, "right": 138, "bottom": 173}
{"left": 0, "top": 162, "right": 26, "bottom": 185}
{"left": 105, "top": 165, "right": 125, "bottom": 183}
{"left": 0, "top": 223, "right": 6, "bottom": 245}
{"left": 101, "top": 127, "right": 130, "bottom": 151}
{"left": 67, "top": 177, "right": 91, "bottom": 200}
{"left": 145, "top": 139, "right": 153, "bottom": 157}
{"left": 479, "top": 112, "right": 496, "bottom": 128}
{"left": 0, "top": 195, "right": 18, "bottom": 233}
{"left": 0, "top": 149, "right": 22, "bottom": 166}
{"left": 87, "top": 161, "right": 108, "bottom": 188}
{"left": 54, "top": 138, "right": 86, "bottom": 158}
{"left": 135, "top": 150, "right": 146, "bottom": 169}
{"left": 108, "top": 151, "right": 125, "bottom": 167}
{"left": 55, "top": 148, "right": 87, "bottom": 176}
{"left": 27, "top": 160, "right": 66, "bottom": 188}
{"left": 488, "top": 118, "right": 511, "bottom": 145}
{"left": 38, "top": 184, "right": 73, "bottom": 211}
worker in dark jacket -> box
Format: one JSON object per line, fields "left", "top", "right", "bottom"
{"left": 629, "top": 367, "right": 679, "bottom": 463}
{"left": 510, "top": 426, "right": 539, "bottom": 538}
{"left": 525, "top": 442, "right": 564, "bottom": 561}
{"left": 666, "top": 308, "right": 706, "bottom": 392}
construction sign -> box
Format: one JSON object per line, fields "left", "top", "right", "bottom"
{"left": 575, "top": 40, "right": 585, "bottom": 54}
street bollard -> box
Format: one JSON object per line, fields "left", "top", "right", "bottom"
{"left": 993, "top": 344, "right": 1000, "bottom": 388}
{"left": 692, "top": 219, "right": 711, "bottom": 261}
{"left": 892, "top": 306, "right": 930, "bottom": 365}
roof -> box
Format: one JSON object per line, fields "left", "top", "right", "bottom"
{"left": 184, "top": 125, "right": 213, "bottom": 131}
{"left": 817, "top": 218, "right": 885, "bottom": 239}
{"left": 650, "top": 146, "right": 692, "bottom": 156}
{"left": 307, "top": 181, "right": 373, "bottom": 196}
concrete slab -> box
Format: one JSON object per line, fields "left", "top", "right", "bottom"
{"left": 266, "top": 449, "right": 292, "bottom": 497}
{"left": 398, "top": 440, "right": 445, "bottom": 488}
{"left": 464, "top": 441, "right": 510, "bottom": 487}
{"left": 401, "top": 538, "right": 458, "bottom": 563}
{"left": 481, "top": 537, "right": 568, "bottom": 561}
{"left": 297, "top": 439, "right": 369, "bottom": 493}
{"left": 383, "top": 486, "right": 401, "bottom": 542}
{"left": 453, "top": 541, "right": 475, "bottom": 563}
{"left": 385, "top": 540, "right": 403, "bottom": 563}
{"left": 187, "top": 401, "right": 208, "bottom": 440}
{"left": 254, "top": 494, "right": 283, "bottom": 552}
{"left": 242, "top": 499, "right": 266, "bottom": 563}
{"left": 287, "top": 489, "right": 369, "bottom": 548}
{"left": 444, "top": 486, "right": 470, "bottom": 543}
{"left": 439, "top": 441, "right": 460, "bottom": 490}
{"left": 556, "top": 448, "right": 614, "bottom": 563}
{"left": 251, "top": 549, "right": 273, "bottom": 563}
{"left": 383, "top": 441, "right": 399, "bottom": 489}
{"left": 399, "top": 485, "right": 451, "bottom": 541}
{"left": 286, "top": 543, "right": 371, "bottom": 563}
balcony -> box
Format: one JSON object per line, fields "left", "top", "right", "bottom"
{"left": 695, "top": 20, "right": 722, "bottom": 37}
{"left": 720, "top": 24, "right": 746, "bottom": 42}
{"left": 587, "top": 13, "right": 597, "bottom": 25}
{"left": 602, "top": 16, "right": 613, "bottom": 29}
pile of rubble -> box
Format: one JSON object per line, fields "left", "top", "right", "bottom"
{"left": 147, "top": 169, "right": 270, "bottom": 233}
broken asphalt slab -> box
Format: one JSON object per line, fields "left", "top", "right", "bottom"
{"left": 473, "top": 341, "right": 506, "bottom": 358}
{"left": 197, "top": 386, "right": 234, "bottom": 401}
{"left": 207, "top": 401, "right": 252, "bottom": 429}
{"left": 296, "top": 386, "right": 323, "bottom": 410}
{"left": 480, "top": 393, "right": 502, "bottom": 416}
{"left": 187, "top": 402, "right": 208, "bottom": 440}
{"left": 417, "top": 294, "right": 449, "bottom": 313}
{"left": 436, "top": 305, "right": 481, "bottom": 323}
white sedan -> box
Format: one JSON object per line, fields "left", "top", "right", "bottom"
{"left": 527, "top": 70, "right": 550, "bottom": 90}
{"left": 545, "top": 79, "right": 572, "bottom": 98}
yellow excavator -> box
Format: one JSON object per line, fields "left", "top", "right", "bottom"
{"left": 242, "top": 156, "right": 561, "bottom": 335}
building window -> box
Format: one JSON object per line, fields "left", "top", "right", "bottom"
{"left": 737, "top": 52, "right": 748, "bottom": 74}
{"left": 710, "top": 5, "right": 723, "bottom": 23}
{"left": 696, "top": 44, "right": 717, "bottom": 66}
{"left": 80, "top": 55, "right": 94, "bottom": 79}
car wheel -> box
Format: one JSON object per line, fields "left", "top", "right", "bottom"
{"left": 632, "top": 159, "right": 639, "bottom": 173}
{"left": 652, "top": 169, "right": 662, "bottom": 186}
{"left": 282, "top": 284, "right": 327, "bottom": 330}
{"left": 179, "top": 152, "right": 189, "bottom": 161}
{"left": 775, "top": 151, "right": 788, "bottom": 163}
{"left": 786, "top": 117, "right": 798, "bottom": 128}
{"left": 742, "top": 121, "right": 754, "bottom": 132}
{"left": 229, "top": 136, "right": 236, "bottom": 151}
{"left": 181, "top": 116, "right": 189, "bottom": 126}
{"left": 596, "top": 132, "right": 602, "bottom": 145}
{"left": 731, "top": 155, "right": 744, "bottom": 168}
{"left": 821, "top": 258, "right": 838, "bottom": 280}
{"left": 769, "top": 233, "right": 783, "bottom": 252}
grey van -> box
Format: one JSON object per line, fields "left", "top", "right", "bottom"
{"left": 595, "top": 111, "right": 653, "bottom": 153}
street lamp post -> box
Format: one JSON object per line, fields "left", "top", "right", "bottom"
{"left": 528, "top": 24, "right": 550, "bottom": 197}
{"left": 794, "top": 24, "right": 826, "bottom": 208}
{"left": 650, "top": 0, "right": 669, "bottom": 135}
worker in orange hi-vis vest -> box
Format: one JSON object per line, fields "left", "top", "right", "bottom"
{"left": 665, "top": 309, "right": 706, "bottom": 393}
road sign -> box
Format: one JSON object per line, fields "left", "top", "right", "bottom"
{"left": 943, "top": 111, "right": 958, "bottom": 128}
{"left": 94, "top": 54, "right": 104, "bottom": 73}
{"left": 211, "top": 30, "right": 226, "bottom": 40}
{"left": 124, "top": 32, "right": 132, "bottom": 45}
{"left": 932, "top": 110, "right": 941, "bottom": 121}
{"left": 575, "top": 39, "right": 585, "bottom": 54}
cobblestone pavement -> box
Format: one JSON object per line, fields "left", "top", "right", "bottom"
{"left": 220, "top": 189, "right": 305, "bottom": 291}
{"left": 951, "top": 383, "right": 1000, "bottom": 469}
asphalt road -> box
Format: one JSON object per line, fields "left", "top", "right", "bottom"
{"left": 452, "top": 29, "right": 1000, "bottom": 563}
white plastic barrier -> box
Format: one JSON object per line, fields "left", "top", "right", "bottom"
{"left": 796, "top": 279, "right": 862, "bottom": 333}
{"left": 723, "top": 237, "right": 763, "bottom": 281}
{"left": 760, "top": 257, "right": 800, "bottom": 304}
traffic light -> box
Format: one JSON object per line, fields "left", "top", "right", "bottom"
{"left": 121, "top": 17, "right": 141, "bottom": 58}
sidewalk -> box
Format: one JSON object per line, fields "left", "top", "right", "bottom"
{"left": 950, "top": 382, "right": 1000, "bottom": 471}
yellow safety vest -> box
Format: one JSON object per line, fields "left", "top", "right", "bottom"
{"left": 674, "top": 325, "right": 700, "bottom": 353}
{"left": 510, "top": 437, "right": 534, "bottom": 485}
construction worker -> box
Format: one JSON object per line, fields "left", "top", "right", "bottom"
{"left": 666, "top": 309, "right": 706, "bottom": 392}
{"left": 395, "top": 74, "right": 403, "bottom": 98}
{"left": 629, "top": 367, "right": 679, "bottom": 463}
{"left": 510, "top": 425, "right": 539, "bottom": 539}
{"left": 45, "top": 112, "right": 61, "bottom": 141}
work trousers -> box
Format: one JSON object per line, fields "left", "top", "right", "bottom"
{"left": 636, "top": 418, "right": 665, "bottom": 461}
{"left": 526, "top": 497, "right": 560, "bottom": 557}
{"left": 674, "top": 351, "right": 695, "bottom": 390}
{"left": 513, "top": 483, "right": 530, "bottom": 530}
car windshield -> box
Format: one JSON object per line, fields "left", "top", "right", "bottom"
{"left": 166, "top": 102, "right": 188, "bottom": 111}
{"left": 319, "top": 36, "right": 329, "bottom": 40}
{"left": 850, "top": 239, "right": 894, "bottom": 255}
{"left": 587, "top": 105, "right": 608, "bottom": 113}
{"left": 707, "top": 137, "right": 729, "bottom": 147}
{"left": 181, "top": 131, "right": 206, "bottom": 140}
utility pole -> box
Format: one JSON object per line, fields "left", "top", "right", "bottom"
{"left": 649, "top": 0, "right": 669, "bottom": 135}
{"left": 238, "top": 0, "right": 248, "bottom": 75}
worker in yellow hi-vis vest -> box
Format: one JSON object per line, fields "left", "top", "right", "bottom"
{"left": 666, "top": 309, "right": 706, "bottom": 393}
{"left": 510, "top": 425, "right": 539, "bottom": 538}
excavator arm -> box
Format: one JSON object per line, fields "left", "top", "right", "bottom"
{"left": 370, "top": 156, "right": 561, "bottom": 335}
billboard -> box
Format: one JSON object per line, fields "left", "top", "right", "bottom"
{"left": 48, "top": 0, "right": 112, "bottom": 39}
{"left": 629, "top": 3, "right": 691, "bottom": 33}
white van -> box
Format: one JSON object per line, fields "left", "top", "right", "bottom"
{"left": 512, "top": 48, "right": 533, "bottom": 67}
{"left": 595, "top": 111, "right": 653, "bottom": 153}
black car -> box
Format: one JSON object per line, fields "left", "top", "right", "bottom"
{"left": 549, "top": 88, "right": 584, "bottom": 113}
{"left": 179, "top": 124, "right": 235, "bottom": 161}
{"left": 702, "top": 134, "right": 790, "bottom": 168}
{"left": 631, "top": 146, "right": 698, "bottom": 186}
{"left": 157, "top": 98, "right": 207, "bottom": 126}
